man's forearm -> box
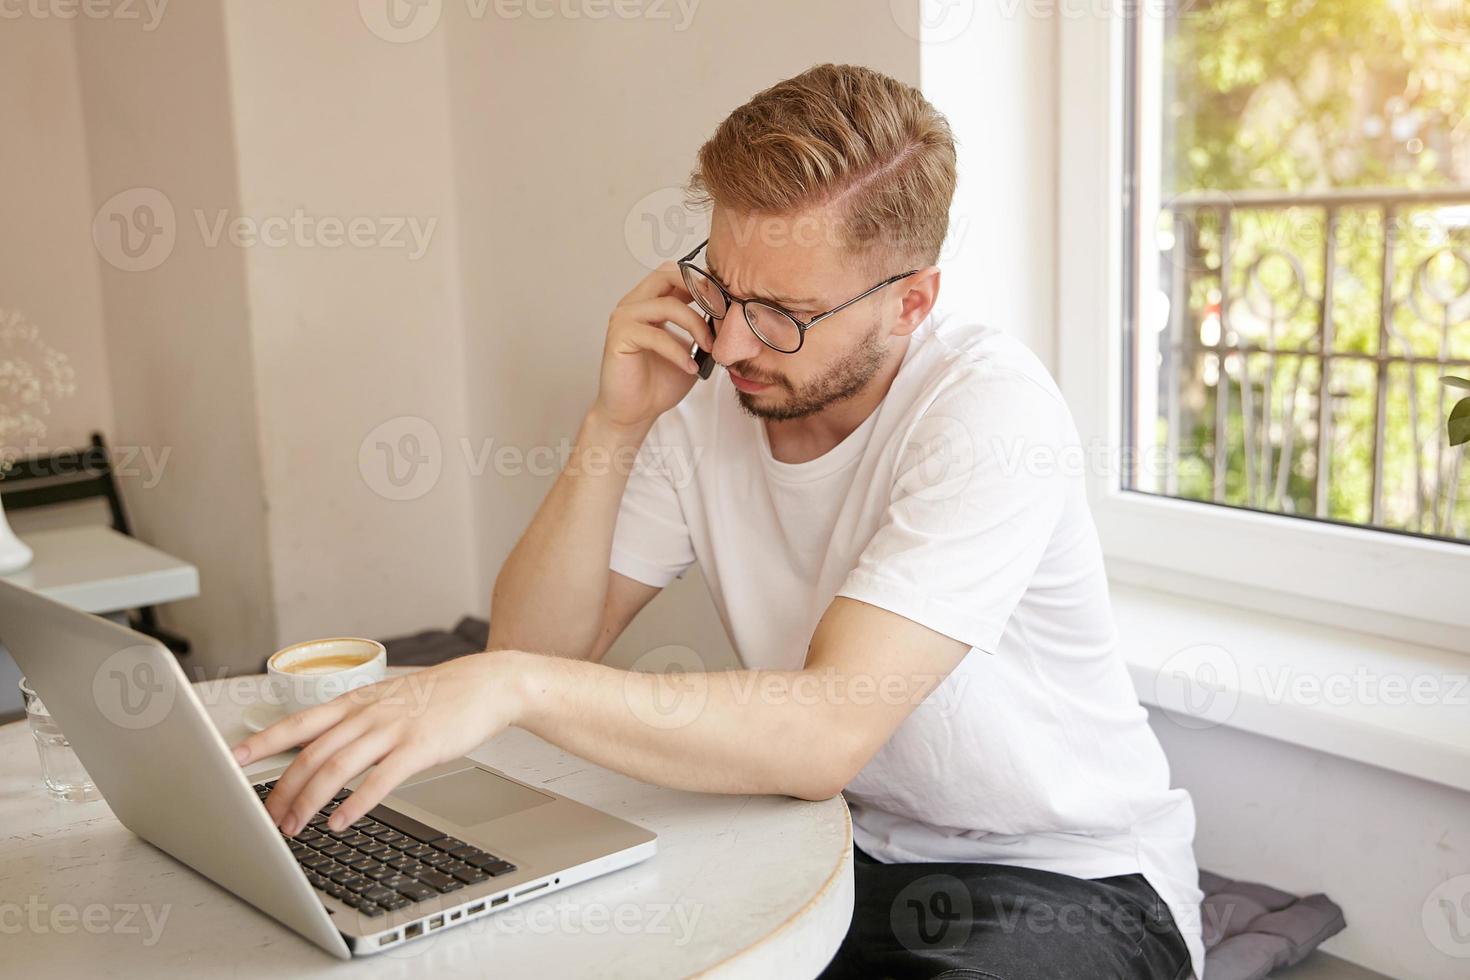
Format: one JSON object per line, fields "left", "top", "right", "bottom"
{"left": 489, "top": 410, "right": 650, "bottom": 659}
{"left": 494, "top": 649, "right": 866, "bottom": 802}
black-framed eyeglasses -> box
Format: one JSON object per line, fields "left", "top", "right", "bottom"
{"left": 677, "top": 238, "right": 919, "bottom": 354}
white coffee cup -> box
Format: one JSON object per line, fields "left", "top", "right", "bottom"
{"left": 267, "top": 637, "right": 387, "bottom": 715}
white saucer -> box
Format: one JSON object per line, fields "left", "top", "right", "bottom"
{"left": 243, "top": 702, "right": 289, "bottom": 733}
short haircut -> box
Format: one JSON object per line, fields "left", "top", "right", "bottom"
{"left": 688, "top": 63, "right": 957, "bottom": 269}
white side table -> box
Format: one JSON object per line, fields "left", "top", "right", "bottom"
{"left": 0, "top": 525, "right": 200, "bottom": 715}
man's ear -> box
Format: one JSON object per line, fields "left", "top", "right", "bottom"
{"left": 892, "top": 266, "right": 941, "bottom": 338}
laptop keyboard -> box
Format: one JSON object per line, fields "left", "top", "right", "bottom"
{"left": 254, "top": 779, "right": 518, "bottom": 918}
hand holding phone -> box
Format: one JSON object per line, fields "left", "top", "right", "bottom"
{"left": 692, "top": 315, "right": 716, "bottom": 380}
{"left": 593, "top": 266, "right": 715, "bottom": 431}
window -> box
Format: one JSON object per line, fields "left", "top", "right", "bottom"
{"left": 1056, "top": 5, "right": 1469, "bottom": 645}
{"left": 1126, "top": 1, "right": 1470, "bottom": 544}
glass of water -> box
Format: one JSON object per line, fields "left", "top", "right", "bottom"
{"left": 19, "top": 676, "right": 101, "bottom": 803}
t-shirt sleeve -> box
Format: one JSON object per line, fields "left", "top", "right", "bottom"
{"left": 837, "top": 370, "right": 1074, "bottom": 653}
{"left": 609, "top": 416, "right": 698, "bottom": 588}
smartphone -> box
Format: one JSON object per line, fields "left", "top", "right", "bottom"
{"left": 691, "top": 314, "right": 716, "bottom": 380}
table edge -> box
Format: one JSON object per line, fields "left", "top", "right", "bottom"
{"left": 691, "top": 795, "right": 853, "bottom": 979}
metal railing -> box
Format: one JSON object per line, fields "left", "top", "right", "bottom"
{"left": 1147, "top": 186, "right": 1470, "bottom": 540}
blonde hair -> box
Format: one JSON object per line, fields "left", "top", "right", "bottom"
{"left": 688, "top": 64, "right": 957, "bottom": 268}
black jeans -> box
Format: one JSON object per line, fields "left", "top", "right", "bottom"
{"left": 817, "top": 846, "right": 1193, "bottom": 980}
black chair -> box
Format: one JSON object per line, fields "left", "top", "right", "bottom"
{"left": 0, "top": 432, "right": 191, "bottom": 656}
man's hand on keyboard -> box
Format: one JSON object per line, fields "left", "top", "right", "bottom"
{"left": 231, "top": 653, "right": 522, "bottom": 836}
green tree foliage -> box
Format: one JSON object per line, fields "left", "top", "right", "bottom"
{"left": 1155, "top": 0, "right": 1470, "bottom": 538}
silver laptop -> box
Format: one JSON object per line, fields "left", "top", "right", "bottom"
{"left": 0, "top": 578, "right": 657, "bottom": 957}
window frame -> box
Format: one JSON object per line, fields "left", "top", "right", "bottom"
{"left": 1056, "top": 8, "right": 1470, "bottom": 650}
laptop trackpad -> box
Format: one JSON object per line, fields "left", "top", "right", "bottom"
{"left": 391, "top": 767, "right": 555, "bottom": 827}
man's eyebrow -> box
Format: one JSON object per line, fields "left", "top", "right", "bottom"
{"left": 705, "top": 253, "right": 822, "bottom": 308}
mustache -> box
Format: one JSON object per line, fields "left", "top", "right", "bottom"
{"left": 728, "top": 360, "right": 789, "bottom": 388}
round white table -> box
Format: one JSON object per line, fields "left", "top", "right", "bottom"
{"left": 1, "top": 672, "right": 854, "bottom": 978}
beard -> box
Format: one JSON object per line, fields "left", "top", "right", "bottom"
{"left": 731, "top": 318, "right": 888, "bottom": 422}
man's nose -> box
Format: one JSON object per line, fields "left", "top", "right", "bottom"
{"left": 710, "top": 307, "right": 765, "bottom": 367}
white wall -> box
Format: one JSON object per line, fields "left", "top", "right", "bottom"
{"left": 219, "top": 2, "right": 479, "bottom": 646}
{"left": 1152, "top": 709, "right": 1470, "bottom": 979}
{"left": 61, "top": 2, "right": 482, "bottom": 671}
{"left": 0, "top": 18, "right": 113, "bottom": 459}
{"left": 73, "top": 5, "right": 280, "bottom": 675}
{"left": 442, "top": 0, "right": 923, "bottom": 669}
{"left": 918, "top": 0, "right": 1058, "bottom": 367}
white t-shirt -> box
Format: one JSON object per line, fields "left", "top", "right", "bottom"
{"left": 610, "top": 311, "right": 1204, "bottom": 978}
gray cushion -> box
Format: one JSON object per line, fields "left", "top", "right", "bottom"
{"left": 1200, "top": 871, "right": 1346, "bottom": 980}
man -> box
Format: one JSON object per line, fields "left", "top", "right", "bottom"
{"left": 235, "top": 64, "right": 1202, "bottom": 979}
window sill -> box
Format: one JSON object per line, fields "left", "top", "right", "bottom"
{"left": 1113, "top": 580, "right": 1470, "bottom": 795}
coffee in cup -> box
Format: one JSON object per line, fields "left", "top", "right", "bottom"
{"left": 267, "top": 637, "right": 386, "bottom": 715}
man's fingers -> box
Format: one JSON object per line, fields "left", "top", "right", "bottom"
{"left": 619, "top": 263, "right": 694, "bottom": 307}
{"left": 326, "top": 747, "right": 431, "bottom": 831}
{"left": 281, "top": 728, "right": 398, "bottom": 836}
{"left": 630, "top": 295, "right": 714, "bottom": 349}
{"left": 614, "top": 317, "right": 701, "bottom": 376}
{"left": 263, "top": 711, "right": 375, "bottom": 826}
{"left": 233, "top": 698, "right": 351, "bottom": 767}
